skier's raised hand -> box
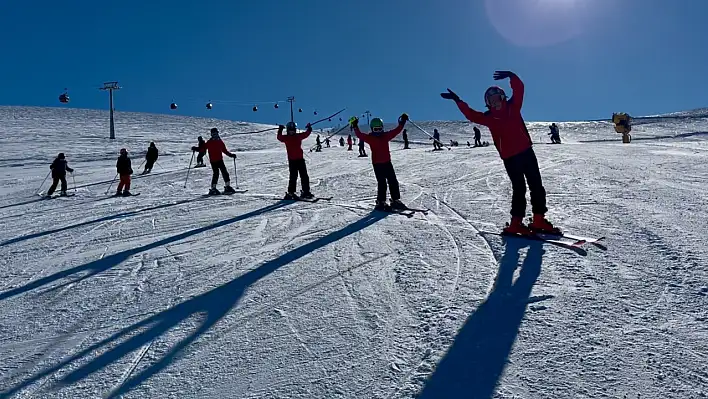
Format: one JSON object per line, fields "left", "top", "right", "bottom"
{"left": 398, "top": 113, "right": 409, "bottom": 125}
{"left": 493, "top": 70, "right": 516, "bottom": 80}
{"left": 440, "top": 89, "right": 461, "bottom": 102}
{"left": 349, "top": 117, "right": 359, "bottom": 129}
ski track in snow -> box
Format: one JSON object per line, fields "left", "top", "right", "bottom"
{"left": 0, "top": 106, "right": 707, "bottom": 398}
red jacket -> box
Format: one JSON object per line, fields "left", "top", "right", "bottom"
{"left": 205, "top": 138, "right": 234, "bottom": 162}
{"left": 455, "top": 75, "right": 532, "bottom": 160}
{"left": 277, "top": 126, "right": 312, "bottom": 160}
{"left": 354, "top": 124, "right": 404, "bottom": 164}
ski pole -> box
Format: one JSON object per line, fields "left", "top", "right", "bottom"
{"left": 232, "top": 157, "right": 239, "bottom": 188}
{"left": 156, "top": 161, "right": 165, "bottom": 170}
{"left": 105, "top": 173, "right": 118, "bottom": 195}
{"left": 36, "top": 170, "right": 51, "bottom": 195}
{"left": 183, "top": 151, "right": 195, "bottom": 188}
{"left": 408, "top": 119, "right": 450, "bottom": 150}
{"left": 71, "top": 172, "right": 77, "bottom": 194}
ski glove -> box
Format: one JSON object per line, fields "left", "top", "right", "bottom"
{"left": 398, "top": 113, "right": 409, "bottom": 125}
{"left": 350, "top": 117, "right": 359, "bottom": 129}
{"left": 493, "top": 70, "right": 516, "bottom": 80}
{"left": 440, "top": 89, "right": 461, "bottom": 102}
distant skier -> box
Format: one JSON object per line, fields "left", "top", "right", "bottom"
{"left": 204, "top": 127, "right": 237, "bottom": 195}
{"left": 352, "top": 114, "right": 408, "bottom": 210}
{"left": 315, "top": 135, "right": 322, "bottom": 152}
{"left": 191, "top": 136, "right": 207, "bottom": 167}
{"left": 325, "top": 137, "right": 331, "bottom": 148}
{"left": 353, "top": 137, "right": 357, "bottom": 145}
{"left": 441, "top": 70, "right": 560, "bottom": 235}
{"left": 358, "top": 137, "right": 367, "bottom": 157}
{"left": 431, "top": 128, "right": 443, "bottom": 150}
{"left": 46, "top": 153, "right": 74, "bottom": 197}
{"left": 277, "top": 121, "right": 314, "bottom": 199}
{"left": 402, "top": 129, "right": 410, "bottom": 149}
{"left": 142, "top": 142, "right": 159, "bottom": 174}
{"left": 339, "top": 137, "right": 345, "bottom": 147}
{"left": 116, "top": 148, "right": 134, "bottom": 196}
{"left": 548, "top": 123, "right": 561, "bottom": 144}
{"left": 473, "top": 126, "right": 482, "bottom": 147}
{"left": 347, "top": 134, "right": 353, "bottom": 151}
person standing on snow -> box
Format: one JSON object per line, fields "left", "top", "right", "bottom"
{"left": 204, "top": 127, "right": 237, "bottom": 195}
{"left": 548, "top": 123, "right": 561, "bottom": 144}
{"left": 441, "top": 70, "right": 560, "bottom": 235}
{"left": 347, "top": 134, "right": 353, "bottom": 151}
{"left": 142, "top": 142, "right": 159, "bottom": 174}
{"left": 402, "top": 129, "right": 410, "bottom": 149}
{"left": 277, "top": 121, "right": 314, "bottom": 199}
{"left": 339, "top": 137, "right": 345, "bottom": 147}
{"left": 116, "top": 148, "right": 134, "bottom": 196}
{"left": 352, "top": 113, "right": 409, "bottom": 210}
{"left": 358, "top": 137, "right": 367, "bottom": 157}
{"left": 431, "top": 128, "right": 443, "bottom": 150}
{"left": 315, "top": 134, "right": 322, "bottom": 152}
{"left": 473, "top": 126, "right": 483, "bottom": 147}
{"left": 46, "top": 153, "right": 74, "bottom": 197}
{"left": 325, "top": 137, "right": 331, "bottom": 148}
{"left": 192, "top": 136, "right": 207, "bottom": 167}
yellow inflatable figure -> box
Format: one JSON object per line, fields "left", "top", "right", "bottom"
{"left": 612, "top": 112, "right": 632, "bottom": 143}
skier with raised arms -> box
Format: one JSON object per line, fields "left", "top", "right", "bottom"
{"left": 441, "top": 70, "right": 560, "bottom": 235}
{"left": 352, "top": 113, "right": 409, "bottom": 210}
{"left": 277, "top": 121, "right": 314, "bottom": 200}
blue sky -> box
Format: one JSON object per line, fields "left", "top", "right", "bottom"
{"left": 1, "top": 0, "right": 707, "bottom": 125}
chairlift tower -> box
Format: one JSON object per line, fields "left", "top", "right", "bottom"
{"left": 100, "top": 82, "right": 121, "bottom": 139}
{"left": 287, "top": 96, "right": 295, "bottom": 123}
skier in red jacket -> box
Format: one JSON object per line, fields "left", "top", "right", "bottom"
{"left": 441, "top": 70, "right": 560, "bottom": 235}
{"left": 204, "top": 127, "right": 237, "bottom": 195}
{"left": 277, "top": 121, "right": 313, "bottom": 199}
{"left": 352, "top": 113, "right": 408, "bottom": 210}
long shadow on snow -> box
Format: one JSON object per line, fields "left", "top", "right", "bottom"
{"left": 0, "top": 201, "right": 290, "bottom": 302}
{"left": 0, "top": 210, "right": 389, "bottom": 399}
{"left": 0, "top": 197, "right": 204, "bottom": 247}
{"left": 418, "top": 238, "right": 544, "bottom": 399}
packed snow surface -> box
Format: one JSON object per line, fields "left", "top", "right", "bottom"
{"left": 0, "top": 106, "right": 706, "bottom": 399}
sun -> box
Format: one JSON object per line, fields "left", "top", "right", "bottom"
{"left": 484, "top": 0, "right": 594, "bottom": 47}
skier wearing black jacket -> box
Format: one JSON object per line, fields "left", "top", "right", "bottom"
{"left": 191, "top": 136, "right": 207, "bottom": 167}
{"left": 143, "top": 142, "right": 159, "bottom": 174}
{"left": 46, "top": 153, "right": 74, "bottom": 197}
{"left": 116, "top": 148, "right": 134, "bottom": 196}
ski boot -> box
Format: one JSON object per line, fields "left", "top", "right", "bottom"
{"left": 503, "top": 216, "right": 531, "bottom": 236}
{"left": 122, "top": 190, "right": 133, "bottom": 197}
{"left": 284, "top": 192, "right": 299, "bottom": 200}
{"left": 528, "top": 214, "right": 562, "bottom": 235}
{"left": 390, "top": 199, "right": 407, "bottom": 210}
{"left": 300, "top": 191, "right": 314, "bottom": 200}
{"left": 208, "top": 186, "right": 221, "bottom": 195}
{"left": 223, "top": 185, "right": 237, "bottom": 194}
{"left": 115, "top": 190, "right": 123, "bottom": 197}
{"left": 374, "top": 200, "right": 390, "bottom": 211}
{"left": 59, "top": 191, "right": 68, "bottom": 197}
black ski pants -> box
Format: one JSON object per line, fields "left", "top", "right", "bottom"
{"left": 210, "top": 160, "right": 230, "bottom": 186}
{"left": 288, "top": 159, "right": 310, "bottom": 194}
{"left": 144, "top": 158, "right": 156, "bottom": 173}
{"left": 47, "top": 176, "right": 68, "bottom": 195}
{"left": 372, "top": 161, "right": 401, "bottom": 203}
{"left": 503, "top": 147, "right": 547, "bottom": 218}
{"left": 196, "top": 151, "right": 206, "bottom": 165}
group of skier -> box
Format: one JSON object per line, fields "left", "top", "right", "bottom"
{"left": 43, "top": 70, "right": 562, "bottom": 235}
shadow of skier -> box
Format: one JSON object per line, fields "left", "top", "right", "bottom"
{"left": 0, "top": 210, "right": 389, "bottom": 399}
{"left": 417, "top": 238, "right": 545, "bottom": 399}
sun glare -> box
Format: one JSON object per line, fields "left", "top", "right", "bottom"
{"left": 484, "top": 0, "right": 593, "bottom": 47}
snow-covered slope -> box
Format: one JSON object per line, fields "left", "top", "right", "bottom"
{"left": 0, "top": 106, "right": 706, "bottom": 399}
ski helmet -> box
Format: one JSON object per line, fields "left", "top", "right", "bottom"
{"left": 210, "top": 127, "right": 219, "bottom": 138}
{"left": 120, "top": 148, "right": 127, "bottom": 155}
{"left": 286, "top": 121, "right": 297, "bottom": 134}
{"left": 198, "top": 136, "right": 203, "bottom": 141}
{"left": 370, "top": 118, "right": 384, "bottom": 133}
{"left": 57, "top": 152, "right": 65, "bottom": 159}
{"left": 484, "top": 86, "right": 507, "bottom": 107}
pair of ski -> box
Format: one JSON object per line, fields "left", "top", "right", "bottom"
{"left": 374, "top": 205, "right": 429, "bottom": 218}
{"left": 204, "top": 188, "right": 249, "bottom": 197}
{"left": 482, "top": 229, "right": 606, "bottom": 250}
{"left": 38, "top": 192, "right": 76, "bottom": 199}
